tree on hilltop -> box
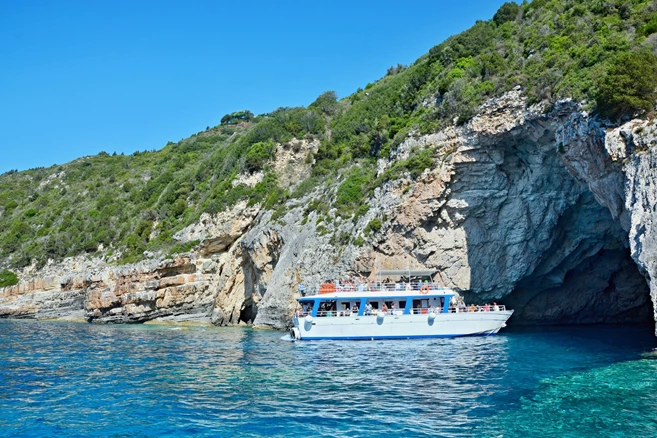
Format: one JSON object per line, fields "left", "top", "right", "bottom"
{"left": 596, "top": 51, "right": 657, "bottom": 122}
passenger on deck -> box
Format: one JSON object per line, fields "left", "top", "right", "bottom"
{"left": 365, "top": 302, "right": 373, "bottom": 315}
{"left": 381, "top": 303, "right": 389, "bottom": 315}
{"left": 352, "top": 304, "right": 359, "bottom": 313}
{"left": 469, "top": 305, "right": 476, "bottom": 312}
{"left": 391, "top": 303, "right": 397, "bottom": 314}
{"left": 493, "top": 302, "right": 499, "bottom": 312}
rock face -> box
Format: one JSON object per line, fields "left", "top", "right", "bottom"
{"left": 2, "top": 91, "right": 656, "bottom": 331}
{"left": 558, "top": 116, "right": 657, "bottom": 329}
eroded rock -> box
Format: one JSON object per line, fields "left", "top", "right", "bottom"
{"left": 3, "top": 91, "right": 657, "bottom": 332}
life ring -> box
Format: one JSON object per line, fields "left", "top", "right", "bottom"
{"left": 420, "top": 285, "right": 430, "bottom": 294}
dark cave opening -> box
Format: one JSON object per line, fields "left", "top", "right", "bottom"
{"left": 504, "top": 248, "right": 653, "bottom": 327}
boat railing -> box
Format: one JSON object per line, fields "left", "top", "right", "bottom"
{"left": 447, "top": 305, "right": 506, "bottom": 313}
{"left": 310, "top": 282, "right": 451, "bottom": 295}
{"left": 297, "top": 305, "right": 507, "bottom": 318}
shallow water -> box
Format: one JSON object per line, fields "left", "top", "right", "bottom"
{"left": 0, "top": 320, "right": 655, "bottom": 437}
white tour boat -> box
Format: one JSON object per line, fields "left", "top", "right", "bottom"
{"left": 290, "top": 270, "right": 513, "bottom": 341}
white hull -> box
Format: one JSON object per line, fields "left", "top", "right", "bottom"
{"left": 292, "top": 310, "right": 513, "bottom": 340}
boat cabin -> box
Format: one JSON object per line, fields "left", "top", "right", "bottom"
{"left": 299, "top": 295, "right": 453, "bottom": 317}
{"left": 298, "top": 270, "right": 455, "bottom": 317}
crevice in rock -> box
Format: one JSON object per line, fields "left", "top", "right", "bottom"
{"left": 158, "top": 264, "right": 197, "bottom": 278}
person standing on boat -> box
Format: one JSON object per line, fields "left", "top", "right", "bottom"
{"left": 365, "top": 302, "right": 372, "bottom": 315}
{"left": 381, "top": 303, "right": 389, "bottom": 315}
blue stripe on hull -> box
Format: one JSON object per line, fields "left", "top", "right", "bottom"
{"left": 298, "top": 332, "right": 498, "bottom": 341}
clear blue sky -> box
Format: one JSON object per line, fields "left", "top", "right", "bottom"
{"left": 0, "top": 0, "right": 509, "bottom": 174}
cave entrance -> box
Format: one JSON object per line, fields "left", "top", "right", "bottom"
{"left": 239, "top": 301, "right": 257, "bottom": 324}
{"left": 504, "top": 248, "right": 653, "bottom": 327}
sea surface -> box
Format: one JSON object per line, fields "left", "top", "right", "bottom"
{"left": 1, "top": 320, "right": 656, "bottom": 437}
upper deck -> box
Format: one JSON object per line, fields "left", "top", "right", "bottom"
{"left": 301, "top": 283, "right": 455, "bottom": 301}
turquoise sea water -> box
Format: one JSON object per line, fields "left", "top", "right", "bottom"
{"left": 1, "top": 320, "right": 656, "bottom": 437}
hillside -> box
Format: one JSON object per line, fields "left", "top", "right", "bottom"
{"left": 1, "top": 0, "right": 656, "bottom": 273}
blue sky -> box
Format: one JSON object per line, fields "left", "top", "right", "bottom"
{"left": 0, "top": 0, "right": 509, "bottom": 173}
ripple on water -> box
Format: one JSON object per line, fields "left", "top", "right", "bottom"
{"left": 0, "top": 321, "right": 656, "bottom": 437}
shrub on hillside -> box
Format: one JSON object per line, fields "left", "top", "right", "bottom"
{"left": 493, "top": 2, "right": 520, "bottom": 25}
{"left": 365, "top": 218, "right": 382, "bottom": 234}
{"left": 244, "top": 141, "right": 274, "bottom": 172}
{"left": 336, "top": 167, "right": 375, "bottom": 207}
{"left": 0, "top": 269, "right": 18, "bottom": 288}
{"left": 309, "top": 91, "right": 339, "bottom": 116}
{"left": 221, "top": 110, "right": 254, "bottom": 125}
{"left": 596, "top": 51, "right": 657, "bottom": 121}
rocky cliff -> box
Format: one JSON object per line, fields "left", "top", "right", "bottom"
{"left": 2, "top": 90, "right": 656, "bottom": 331}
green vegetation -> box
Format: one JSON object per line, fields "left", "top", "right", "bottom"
{"left": 220, "top": 110, "right": 254, "bottom": 125}
{"left": 596, "top": 50, "right": 657, "bottom": 121}
{"left": 365, "top": 218, "right": 382, "bottom": 234}
{"left": 315, "top": 0, "right": 657, "bottom": 168}
{"left": 0, "top": 269, "right": 18, "bottom": 288}
{"left": 336, "top": 167, "right": 375, "bottom": 208}
{"left": 493, "top": 2, "right": 520, "bottom": 25}
{"left": 0, "top": 105, "right": 326, "bottom": 268}
{"left": 2, "top": 0, "right": 656, "bottom": 269}
{"left": 383, "top": 148, "right": 435, "bottom": 181}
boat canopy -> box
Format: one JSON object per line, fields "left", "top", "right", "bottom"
{"left": 375, "top": 270, "right": 437, "bottom": 277}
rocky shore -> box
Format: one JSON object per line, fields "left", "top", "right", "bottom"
{"left": 2, "top": 90, "right": 656, "bottom": 331}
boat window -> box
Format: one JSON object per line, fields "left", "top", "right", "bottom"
{"left": 340, "top": 301, "right": 358, "bottom": 310}
{"left": 370, "top": 302, "right": 379, "bottom": 309}
{"left": 399, "top": 300, "right": 406, "bottom": 309}
{"left": 318, "top": 301, "right": 336, "bottom": 312}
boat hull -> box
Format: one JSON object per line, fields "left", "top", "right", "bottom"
{"left": 293, "top": 311, "right": 513, "bottom": 340}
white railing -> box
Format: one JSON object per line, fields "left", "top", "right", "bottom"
{"left": 308, "top": 282, "right": 451, "bottom": 296}
{"left": 448, "top": 305, "right": 506, "bottom": 313}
